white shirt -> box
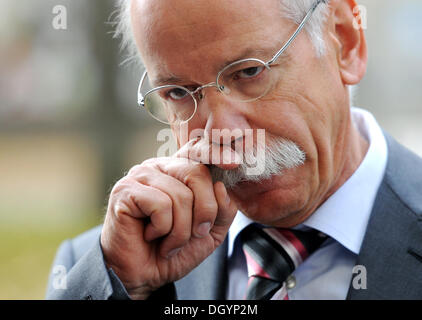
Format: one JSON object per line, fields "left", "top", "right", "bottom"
{"left": 226, "top": 107, "right": 388, "bottom": 300}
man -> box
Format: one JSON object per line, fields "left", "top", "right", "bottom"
{"left": 47, "top": 0, "right": 422, "bottom": 300}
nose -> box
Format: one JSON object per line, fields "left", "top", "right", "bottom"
{"left": 195, "top": 88, "right": 250, "bottom": 138}
{"left": 193, "top": 88, "right": 252, "bottom": 169}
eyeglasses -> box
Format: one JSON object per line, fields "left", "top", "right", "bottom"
{"left": 137, "top": 0, "right": 326, "bottom": 125}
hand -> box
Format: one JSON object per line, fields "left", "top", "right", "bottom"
{"left": 100, "top": 140, "right": 238, "bottom": 299}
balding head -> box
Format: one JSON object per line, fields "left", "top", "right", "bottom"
{"left": 114, "top": 0, "right": 330, "bottom": 68}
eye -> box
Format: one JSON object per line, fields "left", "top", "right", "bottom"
{"left": 167, "top": 88, "right": 189, "bottom": 100}
{"left": 236, "top": 66, "right": 265, "bottom": 79}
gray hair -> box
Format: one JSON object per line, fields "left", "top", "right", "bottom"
{"left": 112, "top": 0, "right": 331, "bottom": 68}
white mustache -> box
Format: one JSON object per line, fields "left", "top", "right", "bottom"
{"left": 209, "top": 137, "right": 306, "bottom": 189}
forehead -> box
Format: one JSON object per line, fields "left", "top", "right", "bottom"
{"left": 132, "top": 0, "right": 288, "bottom": 81}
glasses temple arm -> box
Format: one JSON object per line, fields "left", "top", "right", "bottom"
{"left": 138, "top": 70, "right": 149, "bottom": 106}
{"left": 267, "top": 0, "right": 327, "bottom": 66}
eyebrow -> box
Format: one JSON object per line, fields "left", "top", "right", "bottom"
{"left": 153, "top": 45, "right": 290, "bottom": 86}
{"left": 153, "top": 74, "right": 184, "bottom": 86}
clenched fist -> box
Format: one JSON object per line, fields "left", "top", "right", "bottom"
{"left": 100, "top": 139, "right": 238, "bottom": 299}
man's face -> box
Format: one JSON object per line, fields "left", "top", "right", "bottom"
{"left": 132, "top": 0, "right": 354, "bottom": 227}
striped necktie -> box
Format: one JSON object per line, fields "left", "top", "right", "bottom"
{"left": 241, "top": 224, "right": 327, "bottom": 300}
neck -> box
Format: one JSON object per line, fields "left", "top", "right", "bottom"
{"left": 322, "top": 114, "right": 370, "bottom": 206}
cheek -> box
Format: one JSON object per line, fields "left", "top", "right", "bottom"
{"left": 235, "top": 163, "right": 316, "bottom": 224}
{"left": 245, "top": 95, "right": 320, "bottom": 165}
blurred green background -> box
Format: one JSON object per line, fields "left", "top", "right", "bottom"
{"left": 0, "top": 0, "right": 421, "bottom": 299}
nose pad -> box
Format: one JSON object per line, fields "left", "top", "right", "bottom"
{"left": 219, "top": 85, "right": 231, "bottom": 94}
{"left": 194, "top": 82, "right": 220, "bottom": 103}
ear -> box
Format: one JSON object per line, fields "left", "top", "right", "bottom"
{"left": 328, "top": 0, "right": 368, "bottom": 85}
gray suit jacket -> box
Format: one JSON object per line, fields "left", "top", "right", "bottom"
{"left": 46, "top": 134, "right": 422, "bottom": 300}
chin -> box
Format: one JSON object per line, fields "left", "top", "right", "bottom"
{"left": 233, "top": 171, "right": 311, "bottom": 227}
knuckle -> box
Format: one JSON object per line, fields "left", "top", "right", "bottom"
{"left": 127, "top": 164, "right": 143, "bottom": 176}
{"left": 154, "top": 195, "right": 173, "bottom": 213}
{"left": 109, "top": 177, "right": 132, "bottom": 196}
{"left": 141, "top": 157, "right": 169, "bottom": 167}
{"left": 196, "top": 201, "right": 218, "bottom": 217}
{"left": 127, "top": 159, "right": 158, "bottom": 176}
{"left": 113, "top": 201, "right": 130, "bottom": 216}
{"left": 184, "top": 163, "right": 210, "bottom": 183}
{"left": 140, "top": 158, "right": 156, "bottom": 167}
{"left": 175, "top": 188, "right": 194, "bottom": 205}
{"left": 127, "top": 166, "right": 156, "bottom": 184}
{"left": 133, "top": 171, "right": 152, "bottom": 184}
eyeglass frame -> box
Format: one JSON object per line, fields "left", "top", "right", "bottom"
{"left": 137, "top": 0, "right": 327, "bottom": 124}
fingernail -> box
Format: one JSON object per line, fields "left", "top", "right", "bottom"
{"left": 196, "top": 222, "right": 211, "bottom": 238}
{"left": 167, "top": 248, "right": 181, "bottom": 259}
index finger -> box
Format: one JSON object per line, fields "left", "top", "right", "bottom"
{"left": 174, "top": 137, "right": 241, "bottom": 170}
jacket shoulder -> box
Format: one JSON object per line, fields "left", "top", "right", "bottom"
{"left": 348, "top": 133, "right": 422, "bottom": 299}
{"left": 384, "top": 133, "right": 422, "bottom": 216}
{"left": 70, "top": 225, "right": 103, "bottom": 262}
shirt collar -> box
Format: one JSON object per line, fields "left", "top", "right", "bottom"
{"left": 227, "top": 107, "right": 388, "bottom": 256}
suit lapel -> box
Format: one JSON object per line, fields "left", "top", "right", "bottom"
{"left": 348, "top": 134, "right": 422, "bottom": 299}
{"left": 175, "top": 238, "right": 228, "bottom": 299}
